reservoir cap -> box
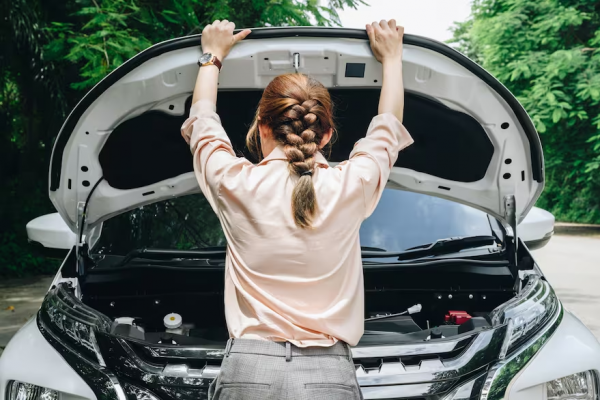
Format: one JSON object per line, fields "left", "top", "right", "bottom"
{"left": 430, "top": 327, "right": 444, "bottom": 339}
{"left": 164, "top": 313, "right": 182, "bottom": 329}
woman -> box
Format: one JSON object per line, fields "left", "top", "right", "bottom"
{"left": 181, "top": 19, "right": 413, "bottom": 400}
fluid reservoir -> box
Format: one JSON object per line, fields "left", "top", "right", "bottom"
{"left": 164, "top": 313, "right": 188, "bottom": 336}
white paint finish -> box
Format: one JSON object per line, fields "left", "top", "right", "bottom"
{"left": 508, "top": 311, "right": 600, "bottom": 398}
{"left": 50, "top": 33, "right": 541, "bottom": 232}
{"left": 508, "top": 384, "right": 545, "bottom": 400}
{"left": 85, "top": 171, "right": 201, "bottom": 225}
{"left": 0, "top": 318, "right": 96, "bottom": 400}
{"left": 151, "top": 95, "right": 189, "bottom": 116}
{"left": 518, "top": 207, "right": 555, "bottom": 242}
{"left": 26, "top": 213, "right": 76, "bottom": 249}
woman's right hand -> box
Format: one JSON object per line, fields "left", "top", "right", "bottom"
{"left": 201, "top": 20, "right": 251, "bottom": 61}
{"left": 366, "top": 19, "right": 404, "bottom": 64}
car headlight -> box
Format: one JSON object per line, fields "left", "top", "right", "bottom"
{"left": 39, "top": 283, "right": 111, "bottom": 363}
{"left": 546, "top": 371, "right": 598, "bottom": 400}
{"left": 490, "top": 275, "right": 559, "bottom": 356}
{"left": 6, "top": 381, "right": 58, "bottom": 400}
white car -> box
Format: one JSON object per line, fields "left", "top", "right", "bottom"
{"left": 1, "top": 27, "right": 597, "bottom": 400}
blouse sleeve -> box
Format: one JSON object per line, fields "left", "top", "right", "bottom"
{"left": 345, "top": 113, "right": 414, "bottom": 218}
{"left": 180, "top": 100, "right": 249, "bottom": 212}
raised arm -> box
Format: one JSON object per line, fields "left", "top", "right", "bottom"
{"left": 180, "top": 21, "right": 251, "bottom": 212}
{"left": 342, "top": 20, "right": 412, "bottom": 218}
{"left": 366, "top": 20, "right": 405, "bottom": 122}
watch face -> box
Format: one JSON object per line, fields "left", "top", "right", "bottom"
{"left": 199, "top": 53, "right": 213, "bottom": 64}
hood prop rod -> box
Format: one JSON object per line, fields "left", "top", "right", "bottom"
{"left": 76, "top": 177, "right": 104, "bottom": 276}
{"left": 504, "top": 195, "right": 521, "bottom": 292}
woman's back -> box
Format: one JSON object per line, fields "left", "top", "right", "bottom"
{"left": 181, "top": 19, "right": 411, "bottom": 399}
{"left": 183, "top": 100, "right": 411, "bottom": 346}
{"left": 219, "top": 149, "right": 366, "bottom": 347}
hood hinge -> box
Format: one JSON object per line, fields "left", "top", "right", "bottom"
{"left": 503, "top": 195, "right": 518, "bottom": 266}
{"left": 75, "top": 201, "right": 88, "bottom": 275}
{"left": 76, "top": 201, "right": 86, "bottom": 248}
{"left": 57, "top": 277, "right": 82, "bottom": 299}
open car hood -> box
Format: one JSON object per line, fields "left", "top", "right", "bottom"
{"left": 49, "top": 27, "right": 543, "bottom": 235}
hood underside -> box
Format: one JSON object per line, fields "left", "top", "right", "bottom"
{"left": 49, "top": 27, "right": 544, "bottom": 232}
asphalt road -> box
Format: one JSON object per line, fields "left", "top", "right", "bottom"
{"left": 1, "top": 234, "right": 599, "bottom": 357}
{"left": 0, "top": 275, "right": 53, "bottom": 356}
{"left": 532, "top": 234, "right": 600, "bottom": 338}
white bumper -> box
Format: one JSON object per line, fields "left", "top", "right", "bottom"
{"left": 506, "top": 310, "right": 600, "bottom": 399}
{"left": 0, "top": 317, "right": 96, "bottom": 400}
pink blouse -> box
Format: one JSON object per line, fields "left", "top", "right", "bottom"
{"left": 181, "top": 100, "right": 413, "bottom": 347}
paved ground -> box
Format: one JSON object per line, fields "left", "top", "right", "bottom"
{"left": 532, "top": 234, "right": 600, "bottom": 338}
{"left": 0, "top": 275, "right": 53, "bottom": 357}
{"left": 0, "top": 234, "right": 599, "bottom": 357}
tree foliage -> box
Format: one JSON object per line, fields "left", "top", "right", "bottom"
{"left": 44, "top": 0, "right": 365, "bottom": 90}
{"left": 450, "top": 0, "right": 600, "bottom": 223}
{"left": 0, "top": 0, "right": 364, "bottom": 277}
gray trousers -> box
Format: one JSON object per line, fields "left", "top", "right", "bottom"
{"left": 208, "top": 338, "right": 363, "bottom": 400}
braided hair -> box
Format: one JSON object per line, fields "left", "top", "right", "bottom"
{"left": 246, "top": 74, "right": 335, "bottom": 228}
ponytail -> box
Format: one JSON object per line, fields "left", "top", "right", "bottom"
{"left": 246, "top": 74, "right": 335, "bottom": 228}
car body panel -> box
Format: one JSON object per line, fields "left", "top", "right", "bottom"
{"left": 518, "top": 206, "right": 555, "bottom": 243}
{"left": 49, "top": 27, "right": 543, "bottom": 234}
{"left": 507, "top": 310, "right": 600, "bottom": 400}
{"left": 519, "top": 206, "right": 555, "bottom": 250}
{"left": 26, "top": 213, "right": 77, "bottom": 249}
{"left": 0, "top": 318, "right": 97, "bottom": 400}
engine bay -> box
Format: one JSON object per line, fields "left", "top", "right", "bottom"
{"left": 81, "top": 258, "right": 516, "bottom": 347}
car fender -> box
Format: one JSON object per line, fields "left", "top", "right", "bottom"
{"left": 0, "top": 317, "right": 96, "bottom": 400}
{"left": 507, "top": 310, "right": 600, "bottom": 399}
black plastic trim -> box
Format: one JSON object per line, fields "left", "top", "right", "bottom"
{"left": 524, "top": 234, "right": 553, "bottom": 251}
{"left": 37, "top": 311, "right": 123, "bottom": 400}
{"left": 50, "top": 27, "right": 543, "bottom": 191}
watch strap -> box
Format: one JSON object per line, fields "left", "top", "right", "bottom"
{"left": 198, "top": 55, "right": 222, "bottom": 71}
{"left": 212, "top": 56, "right": 222, "bottom": 71}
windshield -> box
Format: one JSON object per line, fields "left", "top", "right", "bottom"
{"left": 92, "top": 188, "right": 499, "bottom": 258}
{"left": 360, "top": 189, "right": 497, "bottom": 251}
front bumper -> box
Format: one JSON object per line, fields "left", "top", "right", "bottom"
{"left": 2, "top": 309, "right": 600, "bottom": 400}
{"left": 500, "top": 310, "right": 600, "bottom": 399}
{"left": 0, "top": 318, "right": 96, "bottom": 400}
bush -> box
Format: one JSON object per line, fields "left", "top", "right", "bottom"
{"left": 0, "top": 233, "right": 59, "bottom": 278}
{"left": 450, "top": 0, "right": 600, "bottom": 223}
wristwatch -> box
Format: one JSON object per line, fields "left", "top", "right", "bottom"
{"left": 197, "top": 53, "right": 222, "bottom": 71}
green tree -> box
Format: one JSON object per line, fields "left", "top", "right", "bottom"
{"left": 0, "top": 0, "right": 67, "bottom": 276}
{"left": 45, "top": 0, "right": 365, "bottom": 90}
{"left": 450, "top": 0, "right": 600, "bottom": 223}
{"left": 0, "top": 0, "right": 365, "bottom": 277}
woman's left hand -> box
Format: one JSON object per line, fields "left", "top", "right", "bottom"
{"left": 201, "top": 20, "right": 251, "bottom": 60}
